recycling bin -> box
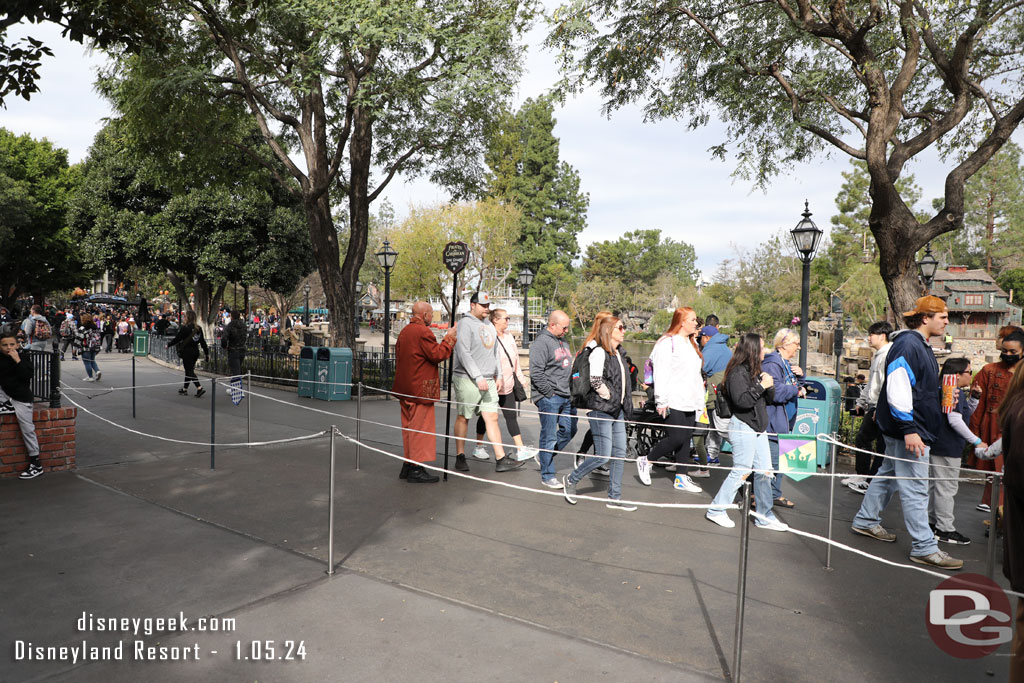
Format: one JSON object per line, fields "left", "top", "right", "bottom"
{"left": 793, "top": 376, "right": 842, "bottom": 467}
{"left": 133, "top": 330, "right": 150, "bottom": 357}
{"left": 314, "top": 347, "right": 353, "bottom": 401}
{"left": 298, "top": 346, "right": 319, "bottom": 398}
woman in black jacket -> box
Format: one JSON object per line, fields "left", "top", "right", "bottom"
{"left": 562, "top": 316, "right": 636, "bottom": 511}
{"left": 705, "top": 332, "right": 788, "bottom": 531}
{"left": 167, "top": 310, "right": 210, "bottom": 397}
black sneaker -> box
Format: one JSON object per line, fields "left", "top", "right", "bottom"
{"left": 195, "top": 387, "right": 206, "bottom": 398}
{"left": 455, "top": 454, "right": 470, "bottom": 472}
{"left": 495, "top": 457, "right": 526, "bottom": 472}
{"left": 178, "top": 388, "right": 188, "bottom": 395}
{"left": 936, "top": 529, "right": 972, "bottom": 545}
{"left": 19, "top": 463, "right": 43, "bottom": 479}
{"left": 406, "top": 466, "right": 439, "bottom": 483}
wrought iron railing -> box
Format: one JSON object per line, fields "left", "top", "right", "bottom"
{"left": 24, "top": 349, "right": 61, "bottom": 408}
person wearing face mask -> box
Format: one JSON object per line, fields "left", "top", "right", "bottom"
{"left": 969, "top": 328, "right": 1024, "bottom": 514}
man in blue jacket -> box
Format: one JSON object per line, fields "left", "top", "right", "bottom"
{"left": 700, "top": 322, "right": 732, "bottom": 377}
{"left": 851, "top": 296, "right": 963, "bottom": 570}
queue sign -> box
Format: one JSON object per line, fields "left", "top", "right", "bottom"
{"left": 443, "top": 241, "right": 469, "bottom": 274}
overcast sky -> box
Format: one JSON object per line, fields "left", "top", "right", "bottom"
{"left": 3, "top": 17, "right": 960, "bottom": 281}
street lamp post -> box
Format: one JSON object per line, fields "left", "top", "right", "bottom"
{"left": 354, "top": 280, "right": 363, "bottom": 335}
{"left": 518, "top": 266, "right": 535, "bottom": 349}
{"left": 917, "top": 243, "right": 939, "bottom": 293}
{"left": 302, "top": 283, "right": 311, "bottom": 327}
{"left": 790, "top": 201, "right": 824, "bottom": 372}
{"left": 376, "top": 240, "right": 398, "bottom": 359}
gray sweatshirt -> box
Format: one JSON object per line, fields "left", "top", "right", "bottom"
{"left": 528, "top": 328, "right": 573, "bottom": 400}
{"left": 452, "top": 313, "right": 500, "bottom": 381}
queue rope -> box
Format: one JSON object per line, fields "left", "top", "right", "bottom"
{"left": 62, "top": 391, "right": 329, "bottom": 448}
{"left": 230, "top": 384, "right": 985, "bottom": 483}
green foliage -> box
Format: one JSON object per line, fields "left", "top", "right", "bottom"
{"left": 484, "top": 97, "right": 589, "bottom": 269}
{"left": 707, "top": 234, "right": 800, "bottom": 336}
{"left": 997, "top": 269, "right": 1024, "bottom": 301}
{"left": 582, "top": 229, "right": 699, "bottom": 287}
{"left": 0, "top": 128, "right": 86, "bottom": 305}
{"left": 961, "top": 142, "right": 1024, "bottom": 273}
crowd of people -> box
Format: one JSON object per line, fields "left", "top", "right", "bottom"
{"left": 391, "top": 293, "right": 1024, "bottom": 575}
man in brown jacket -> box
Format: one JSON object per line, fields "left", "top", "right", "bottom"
{"left": 392, "top": 301, "right": 456, "bottom": 483}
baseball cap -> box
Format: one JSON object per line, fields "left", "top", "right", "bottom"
{"left": 700, "top": 325, "right": 719, "bottom": 337}
{"left": 902, "top": 295, "right": 947, "bottom": 317}
{"left": 470, "top": 292, "right": 491, "bottom": 306}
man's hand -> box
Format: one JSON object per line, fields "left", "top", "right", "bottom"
{"left": 904, "top": 433, "right": 927, "bottom": 458}
{"left": 476, "top": 378, "right": 489, "bottom": 392}
{"left": 443, "top": 326, "right": 456, "bottom": 344}
{"left": 657, "top": 405, "right": 669, "bottom": 418}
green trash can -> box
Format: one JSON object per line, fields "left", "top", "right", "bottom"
{"left": 299, "top": 346, "right": 319, "bottom": 398}
{"left": 133, "top": 330, "right": 150, "bottom": 357}
{"left": 794, "top": 376, "right": 842, "bottom": 467}
{"left": 314, "top": 347, "right": 353, "bottom": 401}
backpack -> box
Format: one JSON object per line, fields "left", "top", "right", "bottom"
{"left": 60, "top": 319, "right": 75, "bottom": 338}
{"left": 569, "top": 345, "right": 595, "bottom": 409}
{"left": 32, "top": 317, "right": 52, "bottom": 341}
{"left": 642, "top": 337, "right": 674, "bottom": 386}
{"left": 86, "top": 328, "right": 102, "bottom": 352}
{"left": 713, "top": 378, "right": 732, "bottom": 419}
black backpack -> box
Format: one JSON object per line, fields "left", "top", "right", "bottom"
{"left": 713, "top": 377, "right": 732, "bottom": 419}
{"left": 569, "top": 346, "right": 595, "bottom": 409}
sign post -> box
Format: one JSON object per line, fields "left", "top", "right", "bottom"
{"left": 441, "top": 241, "right": 469, "bottom": 480}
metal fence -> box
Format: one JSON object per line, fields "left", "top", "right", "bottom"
{"left": 148, "top": 333, "right": 181, "bottom": 366}
{"left": 353, "top": 346, "right": 451, "bottom": 393}
{"left": 24, "top": 349, "right": 61, "bottom": 408}
{"left": 206, "top": 344, "right": 300, "bottom": 386}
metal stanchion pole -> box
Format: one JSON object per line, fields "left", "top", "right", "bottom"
{"left": 733, "top": 480, "right": 752, "bottom": 683}
{"left": 327, "top": 426, "right": 336, "bottom": 576}
{"left": 825, "top": 433, "right": 838, "bottom": 570}
{"left": 987, "top": 474, "right": 1001, "bottom": 580}
{"left": 246, "top": 371, "right": 252, "bottom": 449}
{"left": 355, "top": 382, "right": 362, "bottom": 471}
{"left": 210, "top": 377, "right": 216, "bottom": 470}
{"left": 132, "top": 354, "right": 136, "bottom": 419}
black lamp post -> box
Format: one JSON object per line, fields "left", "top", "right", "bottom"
{"left": 790, "top": 201, "right": 824, "bottom": 371}
{"left": 354, "top": 280, "right": 363, "bottom": 331}
{"left": 917, "top": 243, "right": 939, "bottom": 293}
{"left": 518, "top": 266, "right": 535, "bottom": 349}
{"left": 376, "top": 240, "right": 398, "bottom": 358}
{"left": 302, "top": 283, "right": 311, "bottom": 326}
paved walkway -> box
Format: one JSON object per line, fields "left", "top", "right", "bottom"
{"left": 0, "top": 353, "right": 1013, "bottom": 681}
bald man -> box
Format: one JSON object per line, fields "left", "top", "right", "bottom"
{"left": 392, "top": 301, "right": 456, "bottom": 483}
{"left": 529, "top": 310, "right": 578, "bottom": 488}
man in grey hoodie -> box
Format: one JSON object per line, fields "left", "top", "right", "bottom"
{"left": 452, "top": 292, "right": 525, "bottom": 474}
{"left": 529, "top": 310, "right": 578, "bottom": 488}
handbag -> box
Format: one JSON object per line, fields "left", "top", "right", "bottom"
{"left": 498, "top": 336, "right": 528, "bottom": 402}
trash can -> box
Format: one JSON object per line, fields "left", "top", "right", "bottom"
{"left": 794, "top": 376, "right": 842, "bottom": 467}
{"left": 298, "top": 346, "right": 319, "bottom": 398}
{"left": 314, "top": 347, "right": 353, "bottom": 401}
{"left": 133, "top": 330, "right": 150, "bottom": 357}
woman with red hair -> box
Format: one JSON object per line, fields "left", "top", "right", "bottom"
{"left": 642, "top": 307, "right": 706, "bottom": 494}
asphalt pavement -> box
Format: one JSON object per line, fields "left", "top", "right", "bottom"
{"left": 0, "top": 352, "right": 1013, "bottom": 682}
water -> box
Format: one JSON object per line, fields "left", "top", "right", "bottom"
{"left": 566, "top": 336, "right": 655, "bottom": 368}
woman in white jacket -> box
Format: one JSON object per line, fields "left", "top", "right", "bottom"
{"left": 640, "top": 307, "right": 706, "bottom": 493}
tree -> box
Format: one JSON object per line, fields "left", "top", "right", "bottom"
{"left": 100, "top": 0, "right": 533, "bottom": 347}
{"left": 387, "top": 200, "right": 523, "bottom": 319}
{"left": 961, "top": 142, "right": 1024, "bottom": 274}
{"left": 550, "top": 0, "right": 1024, "bottom": 324}
{"left": 0, "top": 128, "right": 86, "bottom": 306}
{"left": 997, "top": 269, "right": 1024, "bottom": 303}
{"left": 484, "top": 97, "right": 589, "bottom": 270}
{"left": 1, "top": 0, "right": 164, "bottom": 104}
{"left": 69, "top": 123, "right": 313, "bottom": 334}
{"left": 581, "top": 229, "right": 699, "bottom": 287}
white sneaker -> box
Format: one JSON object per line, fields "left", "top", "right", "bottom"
{"left": 606, "top": 500, "right": 638, "bottom": 511}
{"left": 517, "top": 446, "right": 539, "bottom": 462}
{"left": 750, "top": 511, "right": 789, "bottom": 532}
{"left": 471, "top": 445, "right": 490, "bottom": 461}
{"left": 82, "top": 376, "right": 95, "bottom": 382}
{"left": 94, "top": 371, "right": 101, "bottom": 382}
{"left": 673, "top": 474, "right": 702, "bottom": 494}
{"left": 706, "top": 511, "right": 735, "bottom": 528}
{"left": 848, "top": 480, "right": 869, "bottom": 494}
{"left": 541, "top": 477, "right": 563, "bottom": 489}
{"left": 840, "top": 476, "right": 855, "bottom": 486}
{"left": 637, "top": 455, "right": 652, "bottom": 486}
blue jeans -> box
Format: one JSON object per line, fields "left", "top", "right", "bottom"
{"left": 81, "top": 350, "right": 99, "bottom": 377}
{"left": 568, "top": 409, "right": 626, "bottom": 500}
{"left": 853, "top": 435, "right": 937, "bottom": 557}
{"left": 708, "top": 419, "right": 778, "bottom": 522}
{"left": 768, "top": 437, "right": 783, "bottom": 499}
{"left": 536, "top": 395, "right": 578, "bottom": 481}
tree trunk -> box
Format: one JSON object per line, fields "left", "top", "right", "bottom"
{"left": 337, "top": 108, "right": 372, "bottom": 348}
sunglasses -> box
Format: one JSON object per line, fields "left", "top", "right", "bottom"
{"left": 615, "top": 324, "right": 625, "bottom": 331}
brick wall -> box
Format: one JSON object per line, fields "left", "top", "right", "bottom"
{"left": 0, "top": 405, "right": 77, "bottom": 478}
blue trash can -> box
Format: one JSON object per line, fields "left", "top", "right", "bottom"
{"left": 794, "top": 376, "right": 842, "bottom": 467}
{"left": 298, "top": 346, "right": 318, "bottom": 398}
{"left": 314, "top": 347, "right": 353, "bottom": 401}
